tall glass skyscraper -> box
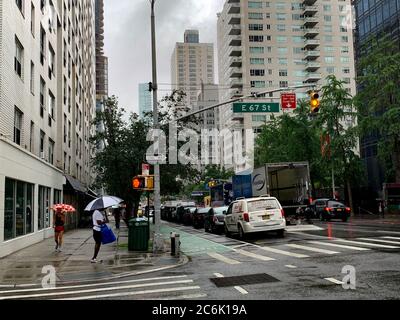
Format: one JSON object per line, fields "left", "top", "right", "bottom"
{"left": 138, "top": 83, "right": 153, "bottom": 119}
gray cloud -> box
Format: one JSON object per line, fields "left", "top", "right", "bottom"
{"left": 104, "top": 0, "right": 225, "bottom": 114}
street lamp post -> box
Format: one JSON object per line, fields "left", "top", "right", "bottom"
{"left": 150, "top": 0, "right": 163, "bottom": 252}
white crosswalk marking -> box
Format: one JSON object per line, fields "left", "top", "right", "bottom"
{"left": 207, "top": 252, "right": 241, "bottom": 265}
{"left": 285, "top": 244, "right": 340, "bottom": 254}
{"left": 382, "top": 236, "right": 400, "bottom": 240}
{"left": 357, "top": 238, "right": 400, "bottom": 245}
{"left": 308, "top": 241, "right": 371, "bottom": 251}
{"left": 333, "top": 239, "right": 399, "bottom": 249}
{"left": 325, "top": 278, "right": 344, "bottom": 285}
{"left": 234, "top": 249, "right": 276, "bottom": 261}
{"left": 259, "top": 246, "right": 310, "bottom": 258}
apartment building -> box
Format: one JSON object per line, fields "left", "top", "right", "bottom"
{"left": 0, "top": 0, "right": 96, "bottom": 257}
{"left": 171, "top": 30, "right": 215, "bottom": 110}
{"left": 217, "top": 0, "right": 357, "bottom": 172}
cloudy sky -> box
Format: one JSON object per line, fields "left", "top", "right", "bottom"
{"left": 104, "top": 0, "right": 225, "bottom": 115}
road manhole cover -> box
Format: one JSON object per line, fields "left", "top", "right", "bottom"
{"left": 210, "top": 273, "right": 279, "bottom": 287}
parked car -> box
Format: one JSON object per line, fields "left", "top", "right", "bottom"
{"left": 182, "top": 207, "right": 196, "bottom": 226}
{"left": 224, "top": 197, "right": 286, "bottom": 239}
{"left": 310, "top": 199, "right": 351, "bottom": 222}
{"left": 176, "top": 205, "right": 196, "bottom": 224}
{"left": 204, "top": 206, "right": 228, "bottom": 234}
{"left": 193, "top": 207, "right": 211, "bottom": 229}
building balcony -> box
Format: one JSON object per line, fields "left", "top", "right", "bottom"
{"left": 303, "top": 0, "right": 317, "bottom": 5}
{"left": 303, "top": 5, "right": 318, "bottom": 15}
{"left": 229, "top": 26, "right": 241, "bottom": 36}
{"left": 304, "top": 39, "right": 320, "bottom": 49}
{"left": 229, "top": 57, "right": 242, "bottom": 68}
{"left": 228, "top": 3, "right": 240, "bottom": 14}
{"left": 304, "top": 73, "right": 322, "bottom": 82}
{"left": 304, "top": 28, "right": 319, "bottom": 37}
{"left": 229, "top": 36, "right": 242, "bottom": 46}
{"left": 304, "top": 50, "right": 320, "bottom": 60}
{"left": 228, "top": 0, "right": 240, "bottom": 3}
{"left": 228, "top": 14, "right": 241, "bottom": 25}
{"left": 305, "top": 62, "right": 321, "bottom": 72}
{"left": 230, "top": 78, "right": 243, "bottom": 88}
{"left": 229, "top": 47, "right": 242, "bottom": 57}
{"left": 229, "top": 67, "right": 243, "bottom": 78}
{"left": 231, "top": 113, "right": 244, "bottom": 121}
{"left": 303, "top": 16, "right": 319, "bottom": 27}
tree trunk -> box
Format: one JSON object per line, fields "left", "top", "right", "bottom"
{"left": 346, "top": 179, "right": 355, "bottom": 217}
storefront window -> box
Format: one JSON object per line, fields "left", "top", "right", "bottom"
{"left": 4, "top": 179, "right": 15, "bottom": 241}
{"left": 16, "top": 181, "right": 25, "bottom": 237}
{"left": 26, "top": 184, "right": 33, "bottom": 234}
{"left": 38, "top": 186, "right": 51, "bottom": 230}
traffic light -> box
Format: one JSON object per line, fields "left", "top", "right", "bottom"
{"left": 132, "top": 176, "right": 155, "bottom": 191}
{"left": 309, "top": 91, "right": 320, "bottom": 113}
{"left": 148, "top": 82, "right": 153, "bottom": 92}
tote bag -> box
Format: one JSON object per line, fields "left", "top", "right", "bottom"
{"left": 100, "top": 224, "right": 116, "bottom": 245}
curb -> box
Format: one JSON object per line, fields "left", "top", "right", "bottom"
{"left": 0, "top": 254, "right": 189, "bottom": 289}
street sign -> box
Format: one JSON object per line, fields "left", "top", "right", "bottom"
{"left": 233, "top": 103, "right": 280, "bottom": 113}
{"left": 281, "top": 93, "right": 297, "bottom": 109}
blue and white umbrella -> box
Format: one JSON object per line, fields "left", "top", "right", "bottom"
{"left": 85, "top": 196, "right": 124, "bottom": 211}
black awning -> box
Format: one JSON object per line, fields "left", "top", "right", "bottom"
{"left": 64, "top": 175, "right": 87, "bottom": 193}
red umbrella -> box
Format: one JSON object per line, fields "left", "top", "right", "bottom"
{"left": 51, "top": 204, "right": 76, "bottom": 212}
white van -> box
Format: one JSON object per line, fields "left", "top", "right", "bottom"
{"left": 224, "top": 197, "right": 286, "bottom": 239}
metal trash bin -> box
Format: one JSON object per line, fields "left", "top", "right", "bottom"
{"left": 128, "top": 218, "right": 149, "bottom": 251}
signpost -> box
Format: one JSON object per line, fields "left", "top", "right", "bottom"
{"left": 233, "top": 102, "right": 280, "bottom": 113}
{"left": 281, "top": 93, "right": 297, "bottom": 109}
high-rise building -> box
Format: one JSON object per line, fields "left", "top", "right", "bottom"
{"left": 171, "top": 30, "right": 215, "bottom": 110}
{"left": 138, "top": 83, "right": 153, "bottom": 119}
{"left": 217, "top": 0, "right": 357, "bottom": 172}
{"left": 0, "top": 0, "right": 96, "bottom": 257}
{"left": 353, "top": 0, "right": 400, "bottom": 193}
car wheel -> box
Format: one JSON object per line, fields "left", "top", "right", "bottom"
{"left": 238, "top": 225, "right": 245, "bottom": 240}
{"left": 277, "top": 229, "right": 285, "bottom": 238}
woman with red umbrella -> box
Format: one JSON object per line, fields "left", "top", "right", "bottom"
{"left": 52, "top": 204, "right": 75, "bottom": 252}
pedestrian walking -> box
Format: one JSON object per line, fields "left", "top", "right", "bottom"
{"left": 91, "top": 209, "right": 106, "bottom": 263}
{"left": 53, "top": 208, "right": 66, "bottom": 252}
{"left": 112, "top": 206, "right": 121, "bottom": 229}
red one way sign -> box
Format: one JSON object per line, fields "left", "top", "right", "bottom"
{"left": 281, "top": 93, "right": 297, "bottom": 109}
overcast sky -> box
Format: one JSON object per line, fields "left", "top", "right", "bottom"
{"left": 104, "top": 0, "right": 225, "bottom": 115}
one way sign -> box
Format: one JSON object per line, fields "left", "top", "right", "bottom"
{"left": 281, "top": 93, "right": 297, "bottom": 109}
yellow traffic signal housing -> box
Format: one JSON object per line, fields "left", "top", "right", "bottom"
{"left": 133, "top": 176, "right": 154, "bottom": 191}
{"left": 310, "top": 91, "right": 320, "bottom": 113}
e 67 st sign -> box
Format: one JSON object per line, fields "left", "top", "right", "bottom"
{"left": 233, "top": 102, "right": 280, "bottom": 113}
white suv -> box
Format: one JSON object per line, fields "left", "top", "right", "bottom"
{"left": 224, "top": 197, "right": 286, "bottom": 239}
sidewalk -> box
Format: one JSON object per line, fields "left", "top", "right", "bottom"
{"left": 349, "top": 214, "right": 400, "bottom": 226}
{"left": 0, "top": 218, "right": 187, "bottom": 287}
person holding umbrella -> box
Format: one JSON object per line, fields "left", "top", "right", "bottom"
{"left": 53, "top": 208, "right": 66, "bottom": 252}
{"left": 85, "top": 196, "right": 123, "bottom": 263}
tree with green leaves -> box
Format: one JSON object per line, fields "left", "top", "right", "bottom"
{"left": 355, "top": 38, "right": 400, "bottom": 183}
{"left": 316, "top": 75, "right": 364, "bottom": 214}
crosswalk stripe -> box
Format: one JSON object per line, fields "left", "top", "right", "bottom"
{"left": 285, "top": 244, "right": 339, "bottom": 254}
{"left": 234, "top": 249, "right": 276, "bottom": 261}
{"left": 207, "top": 252, "right": 241, "bottom": 265}
{"left": 56, "top": 286, "right": 202, "bottom": 300}
{"left": 357, "top": 238, "right": 400, "bottom": 245}
{"left": 325, "top": 278, "right": 344, "bottom": 285}
{"left": 0, "top": 275, "right": 189, "bottom": 295}
{"left": 259, "top": 246, "right": 310, "bottom": 258}
{"left": 0, "top": 280, "right": 194, "bottom": 300}
{"left": 148, "top": 293, "right": 208, "bottom": 300}
{"left": 382, "top": 236, "right": 400, "bottom": 240}
{"left": 308, "top": 241, "right": 370, "bottom": 251}
{"left": 234, "top": 286, "right": 249, "bottom": 295}
{"left": 285, "top": 265, "right": 297, "bottom": 269}
{"left": 333, "top": 239, "right": 399, "bottom": 249}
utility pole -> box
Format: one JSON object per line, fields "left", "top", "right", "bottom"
{"left": 150, "top": 0, "right": 163, "bottom": 252}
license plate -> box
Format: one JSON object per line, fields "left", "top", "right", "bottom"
{"left": 337, "top": 209, "right": 342, "bottom": 212}
{"left": 262, "top": 215, "right": 270, "bottom": 221}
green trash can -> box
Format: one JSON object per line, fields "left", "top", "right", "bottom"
{"left": 128, "top": 218, "right": 150, "bottom": 251}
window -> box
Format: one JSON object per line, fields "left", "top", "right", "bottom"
{"left": 15, "top": 37, "right": 24, "bottom": 78}
{"left": 252, "top": 115, "right": 267, "bottom": 122}
{"left": 278, "top": 58, "right": 287, "bottom": 65}
{"left": 4, "top": 178, "right": 34, "bottom": 241}
{"left": 277, "top": 24, "right": 286, "bottom": 32}
{"left": 293, "top": 47, "right": 303, "bottom": 54}
{"left": 38, "top": 185, "right": 51, "bottom": 230}
{"left": 249, "top": 24, "right": 263, "bottom": 31}
{"left": 277, "top": 36, "right": 287, "bottom": 43}
{"left": 48, "top": 139, "right": 54, "bottom": 164}
{"left": 48, "top": 90, "right": 55, "bottom": 120}
{"left": 16, "top": 0, "right": 24, "bottom": 15}
{"left": 14, "top": 107, "right": 23, "bottom": 146}
{"left": 40, "top": 78, "right": 45, "bottom": 117}
{"left": 40, "top": 130, "right": 45, "bottom": 156}
{"left": 248, "top": 1, "right": 262, "bottom": 8}
{"left": 250, "top": 47, "right": 264, "bottom": 54}
{"left": 324, "top": 15, "right": 332, "bottom": 22}
{"left": 340, "top": 56, "right": 350, "bottom": 63}
{"left": 48, "top": 44, "right": 55, "bottom": 79}
{"left": 341, "top": 46, "right": 349, "bottom": 54}
{"left": 325, "top": 56, "right": 334, "bottom": 63}
{"left": 31, "top": 3, "right": 35, "bottom": 35}
{"left": 249, "top": 35, "right": 264, "bottom": 42}
{"left": 251, "top": 81, "right": 265, "bottom": 88}
{"left": 250, "top": 69, "right": 265, "bottom": 76}
{"left": 40, "top": 26, "right": 46, "bottom": 65}
{"left": 250, "top": 58, "right": 264, "bottom": 64}
{"left": 278, "top": 47, "right": 288, "bottom": 55}
{"left": 249, "top": 12, "right": 263, "bottom": 19}
{"left": 342, "top": 67, "right": 350, "bottom": 74}
{"left": 276, "top": 2, "right": 285, "bottom": 10}
{"left": 277, "top": 13, "right": 286, "bottom": 20}
{"left": 324, "top": 35, "right": 333, "bottom": 42}
{"left": 326, "top": 66, "right": 335, "bottom": 73}
{"left": 29, "top": 121, "right": 34, "bottom": 152}
{"left": 341, "top": 36, "right": 349, "bottom": 43}
{"left": 292, "top": 36, "right": 303, "bottom": 43}
{"left": 279, "top": 81, "right": 288, "bottom": 88}
{"left": 279, "top": 69, "right": 288, "bottom": 77}
{"left": 30, "top": 61, "right": 34, "bottom": 94}
{"left": 323, "top": 5, "right": 331, "bottom": 11}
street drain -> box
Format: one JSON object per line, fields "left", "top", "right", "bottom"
{"left": 210, "top": 273, "right": 279, "bottom": 288}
